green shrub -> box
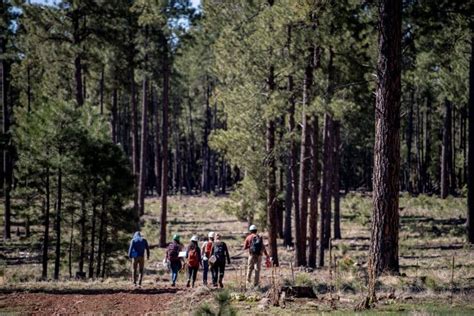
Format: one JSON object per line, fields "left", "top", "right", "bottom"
{"left": 195, "top": 290, "right": 236, "bottom": 316}
{"left": 295, "top": 272, "right": 314, "bottom": 287}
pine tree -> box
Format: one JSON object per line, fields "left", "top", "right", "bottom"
{"left": 367, "top": 0, "right": 402, "bottom": 303}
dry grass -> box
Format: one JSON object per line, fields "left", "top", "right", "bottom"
{"left": 1, "top": 193, "right": 474, "bottom": 314}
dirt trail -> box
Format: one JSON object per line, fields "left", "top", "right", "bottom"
{"left": 0, "top": 291, "right": 177, "bottom": 315}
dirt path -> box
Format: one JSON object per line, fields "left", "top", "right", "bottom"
{"left": 0, "top": 291, "right": 177, "bottom": 315}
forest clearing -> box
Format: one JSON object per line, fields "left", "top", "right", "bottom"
{"left": 1, "top": 0, "right": 474, "bottom": 314}
{"left": 1, "top": 195, "right": 473, "bottom": 314}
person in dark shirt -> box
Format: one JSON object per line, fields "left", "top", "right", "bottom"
{"left": 210, "top": 233, "right": 231, "bottom": 288}
{"left": 165, "top": 234, "right": 184, "bottom": 287}
{"left": 128, "top": 231, "right": 150, "bottom": 287}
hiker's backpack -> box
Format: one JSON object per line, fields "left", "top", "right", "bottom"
{"left": 205, "top": 241, "right": 213, "bottom": 257}
{"left": 167, "top": 242, "right": 180, "bottom": 262}
{"left": 249, "top": 234, "right": 263, "bottom": 255}
{"left": 213, "top": 242, "right": 226, "bottom": 263}
{"left": 187, "top": 244, "right": 199, "bottom": 268}
{"left": 131, "top": 239, "right": 145, "bottom": 257}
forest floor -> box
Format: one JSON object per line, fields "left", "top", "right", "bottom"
{"left": 0, "top": 193, "right": 473, "bottom": 315}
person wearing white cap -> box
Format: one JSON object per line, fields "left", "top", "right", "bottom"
{"left": 243, "top": 225, "right": 269, "bottom": 287}
{"left": 201, "top": 231, "right": 215, "bottom": 286}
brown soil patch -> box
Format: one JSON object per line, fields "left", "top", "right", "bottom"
{"left": 0, "top": 291, "right": 177, "bottom": 315}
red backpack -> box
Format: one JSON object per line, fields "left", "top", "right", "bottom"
{"left": 187, "top": 244, "right": 199, "bottom": 268}
{"left": 205, "top": 241, "right": 213, "bottom": 257}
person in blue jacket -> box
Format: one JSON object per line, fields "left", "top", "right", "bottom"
{"left": 128, "top": 231, "right": 150, "bottom": 287}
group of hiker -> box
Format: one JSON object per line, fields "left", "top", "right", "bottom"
{"left": 128, "top": 225, "right": 270, "bottom": 288}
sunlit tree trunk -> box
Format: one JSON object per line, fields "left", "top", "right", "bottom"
{"left": 367, "top": 0, "right": 402, "bottom": 303}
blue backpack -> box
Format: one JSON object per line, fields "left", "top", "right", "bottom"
{"left": 131, "top": 239, "right": 146, "bottom": 258}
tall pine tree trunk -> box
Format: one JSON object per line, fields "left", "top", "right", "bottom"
{"left": 201, "top": 79, "right": 211, "bottom": 193}
{"left": 96, "top": 196, "right": 106, "bottom": 278}
{"left": 154, "top": 88, "right": 161, "bottom": 197}
{"left": 99, "top": 68, "right": 104, "bottom": 115}
{"left": 308, "top": 116, "right": 319, "bottom": 268}
{"left": 422, "top": 94, "right": 431, "bottom": 193}
{"left": 159, "top": 47, "right": 170, "bottom": 248}
{"left": 333, "top": 120, "right": 341, "bottom": 240}
{"left": 1, "top": 58, "right": 11, "bottom": 240}
{"left": 367, "top": 0, "right": 402, "bottom": 303}
{"left": 130, "top": 67, "right": 139, "bottom": 217}
{"left": 138, "top": 79, "right": 148, "bottom": 215}
{"left": 266, "top": 118, "right": 279, "bottom": 266}
{"left": 441, "top": 99, "right": 453, "bottom": 198}
{"left": 88, "top": 187, "right": 97, "bottom": 278}
{"left": 406, "top": 89, "right": 414, "bottom": 193}
{"left": 111, "top": 88, "right": 118, "bottom": 144}
{"left": 267, "top": 63, "right": 279, "bottom": 266}
{"left": 78, "top": 197, "right": 86, "bottom": 275}
{"left": 41, "top": 168, "right": 50, "bottom": 279}
{"left": 319, "top": 113, "right": 333, "bottom": 267}
{"left": 284, "top": 24, "right": 294, "bottom": 247}
{"left": 54, "top": 167, "right": 62, "bottom": 280}
{"left": 467, "top": 35, "right": 474, "bottom": 244}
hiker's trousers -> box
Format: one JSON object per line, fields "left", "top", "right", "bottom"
{"left": 211, "top": 261, "right": 226, "bottom": 285}
{"left": 202, "top": 260, "right": 210, "bottom": 284}
{"left": 170, "top": 261, "right": 182, "bottom": 285}
{"left": 187, "top": 266, "right": 199, "bottom": 286}
{"left": 132, "top": 256, "right": 145, "bottom": 285}
{"left": 247, "top": 254, "right": 262, "bottom": 286}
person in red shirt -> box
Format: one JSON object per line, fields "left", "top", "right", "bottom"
{"left": 243, "top": 225, "right": 269, "bottom": 287}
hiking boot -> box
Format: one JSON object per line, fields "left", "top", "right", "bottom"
{"left": 219, "top": 280, "right": 224, "bottom": 288}
{"left": 186, "top": 281, "right": 190, "bottom": 288}
{"left": 171, "top": 282, "right": 176, "bottom": 287}
{"left": 213, "top": 283, "right": 218, "bottom": 288}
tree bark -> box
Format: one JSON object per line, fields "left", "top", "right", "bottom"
{"left": 153, "top": 88, "right": 162, "bottom": 197}
{"left": 99, "top": 68, "right": 104, "bottom": 115}
{"left": 266, "top": 61, "right": 279, "bottom": 266}
{"left": 1, "top": 58, "right": 11, "bottom": 240}
{"left": 297, "top": 114, "right": 311, "bottom": 267}
{"left": 319, "top": 113, "right": 333, "bottom": 267}
{"left": 159, "top": 47, "right": 170, "bottom": 248}
{"left": 441, "top": 98, "right": 453, "bottom": 198}
{"left": 41, "top": 168, "right": 51, "bottom": 280}
{"left": 138, "top": 79, "right": 148, "bottom": 216}
{"left": 284, "top": 24, "right": 294, "bottom": 247}
{"left": 68, "top": 210, "right": 74, "bottom": 278}
{"left": 406, "top": 89, "right": 414, "bottom": 193}
{"left": 201, "top": 79, "right": 211, "bottom": 193}
{"left": 421, "top": 93, "right": 431, "bottom": 193}
{"left": 467, "top": 35, "right": 474, "bottom": 244}
{"left": 88, "top": 187, "right": 97, "bottom": 278}
{"left": 367, "top": 0, "right": 402, "bottom": 303}
{"left": 78, "top": 197, "right": 86, "bottom": 274}
{"left": 308, "top": 116, "right": 319, "bottom": 268}
{"left": 130, "top": 67, "right": 139, "bottom": 216}
{"left": 96, "top": 196, "right": 106, "bottom": 278}
{"left": 333, "top": 120, "right": 341, "bottom": 240}
{"left": 267, "top": 118, "right": 279, "bottom": 266}
{"left": 54, "top": 167, "right": 62, "bottom": 280}
{"left": 111, "top": 88, "right": 118, "bottom": 144}
{"left": 173, "top": 99, "right": 181, "bottom": 193}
